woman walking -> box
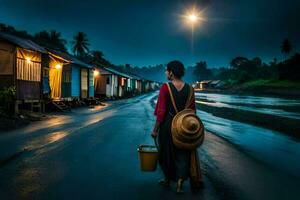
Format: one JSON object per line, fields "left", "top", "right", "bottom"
{"left": 151, "top": 60, "right": 203, "bottom": 193}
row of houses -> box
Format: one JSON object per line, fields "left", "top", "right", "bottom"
{"left": 193, "top": 80, "right": 225, "bottom": 91}
{"left": 0, "top": 32, "right": 159, "bottom": 113}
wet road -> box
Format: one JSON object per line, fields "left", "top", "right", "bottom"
{"left": 0, "top": 92, "right": 300, "bottom": 199}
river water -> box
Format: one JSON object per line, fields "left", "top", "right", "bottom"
{"left": 195, "top": 92, "right": 300, "bottom": 178}
{"left": 195, "top": 92, "right": 300, "bottom": 120}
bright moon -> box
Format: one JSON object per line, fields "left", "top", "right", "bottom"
{"left": 181, "top": 6, "right": 204, "bottom": 28}
{"left": 188, "top": 14, "right": 198, "bottom": 22}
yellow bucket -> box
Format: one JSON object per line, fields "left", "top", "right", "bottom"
{"left": 138, "top": 145, "right": 158, "bottom": 172}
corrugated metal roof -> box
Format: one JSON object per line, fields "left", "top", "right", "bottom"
{"left": 129, "top": 74, "right": 142, "bottom": 81}
{"left": 71, "top": 56, "right": 93, "bottom": 69}
{"left": 0, "top": 32, "right": 47, "bottom": 53}
{"left": 98, "top": 67, "right": 112, "bottom": 75}
{"left": 102, "top": 67, "right": 149, "bottom": 81}
{"left": 103, "top": 67, "right": 133, "bottom": 79}
{"left": 210, "top": 80, "right": 221, "bottom": 84}
{"left": 199, "top": 80, "right": 211, "bottom": 84}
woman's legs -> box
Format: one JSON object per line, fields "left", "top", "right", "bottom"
{"left": 158, "top": 122, "right": 176, "bottom": 183}
{"left": 174, "top": 148, "right": 191, "bottom": 180}
{"left": 173, "top": 148, "right": 191, "bottom": 193}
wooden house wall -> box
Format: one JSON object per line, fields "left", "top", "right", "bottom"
{"left": 61, "top": 64, "right": 71, "bottom": 98}
{"left": 16, "top": 48, "right": 42, "bottom": 100}
{"left": 141, "top": 81, "right": 146, "bottom": 93}
{"left": 105, "top": 75, "right": 112, "bottom": 97}
{"left": 81, "top": 68, "right": 88, "bottom": 99}
{"left": 137, "top": 80, "right": 142, "bottom": 93}
{"left": 145, "top": 82, "right": 150, "bottom": 91}
{"left": 0, "top": 40, "right": 15, "bottom": 89}
{"left": 94, "top": 74, "right": 108, "bottom": 97}
{"left": 112, "top": 75, "right": 118, "bottom": 97}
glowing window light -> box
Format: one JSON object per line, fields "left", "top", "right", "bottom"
{"left": 55, "top": 64, "right": 62, "bottom": 69}
{"left": 121, "top": 77, "right": 126, "bottom": 86}
{"left": 26, "top": 57, "right": 31, "bottom": 63}
{"left": 94, "top": 70, "right": 99, "bottom": 77}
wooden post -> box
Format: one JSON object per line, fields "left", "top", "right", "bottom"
{"left": 14, "top": 101, "right": 19, "bottom": 114}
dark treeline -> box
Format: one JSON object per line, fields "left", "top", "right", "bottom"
{"left": 1, "top": 23, "right": 299, "bottom": 84}
{"left": 107, "top": 39, "right": 300, "bottom": 84}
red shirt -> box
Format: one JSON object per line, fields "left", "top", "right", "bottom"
{"left": 154, "top": 83, "right": 196, "bottom": 123}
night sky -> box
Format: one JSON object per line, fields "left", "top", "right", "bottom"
{"left": 0, "top": 0, "right": 299, "bottom": 68}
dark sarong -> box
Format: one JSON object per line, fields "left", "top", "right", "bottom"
{"left": 158, "top": 83, "right": 191, "bottom": 181}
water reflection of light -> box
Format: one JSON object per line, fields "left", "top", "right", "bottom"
{"left": 48, "top": 131, "right": 68, "bottom": 143}
{"left": 195, "top": 92, "right": 300, "bottom": 106}
{"left": 25, "top": 131, "right": 70, "bottom": 151}
{"left": 196, "top": 100, "right": 227, "bottom": 108}
{"left": 22, "top": 116, "right": 73, "bottom": 134}
{"left": 82, "top": 110, "right": 116, "bottom": 127}
{"left": 196, "top": 99, "right": 300, "bottom": 120}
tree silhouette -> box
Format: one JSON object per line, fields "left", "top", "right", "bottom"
{"left": 34, "top": 30, "right": 67, "bottom": 52}
{"left": 281, "top": 39, "right": 292, "bottom": 59}
{"left": 0, "top": 23, "right": 32, "bottom": 39}
{"left": 86, "top": 50, "right": 111, "bottom": 66}
{"left": 230, "top": 57, "right": 249, "bottom": 70}
{"left": 49, "top": 30, "right": 67, "bottom": 50}
{"left": 193, "top": 61, "right": 212, "bottom": 81}
{"left": 72, "top": 32, "right": 90, "bottom": 58}
{"left": 92, "top": 50, "right": 104, "bottom": 61}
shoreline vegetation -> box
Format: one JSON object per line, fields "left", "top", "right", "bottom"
{"left": 196, "top": 79, "right": 300, "bottom": 98}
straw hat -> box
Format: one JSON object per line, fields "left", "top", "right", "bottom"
{"left": 171, "top": 109, "right": 205, "bottom": 150}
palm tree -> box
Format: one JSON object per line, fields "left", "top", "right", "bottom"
{"left": 281, "top": 39, "right": 292, "bottom": 60}
{"left": 89, "top": 50, "right": 111, "bottom": 66}
{"left": 91, "top": 50, "right": 104, "bottom": 61}
{"left": 49, "top": 30, "right": 67, "bottom": 51}
{"left": 50, "top": 30, "right": 66, "bottom": 44}
{"left": 72, "top": 32, "right": 90, "bottom": 58}
{"left": 34, "top": 30, "right": 67, "bottom": 52}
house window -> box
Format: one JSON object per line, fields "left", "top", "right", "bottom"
{"left": 106, "top": 77, "right": 110, "bottom": 84}
{"left": 16, "top": 58, "right": 41, "bottom": 82}
{"left": 127, "top": 78, "right": 131, "bottom": 88}
{"left": 121, "top": 77, "right": 126, "bottom": 86}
